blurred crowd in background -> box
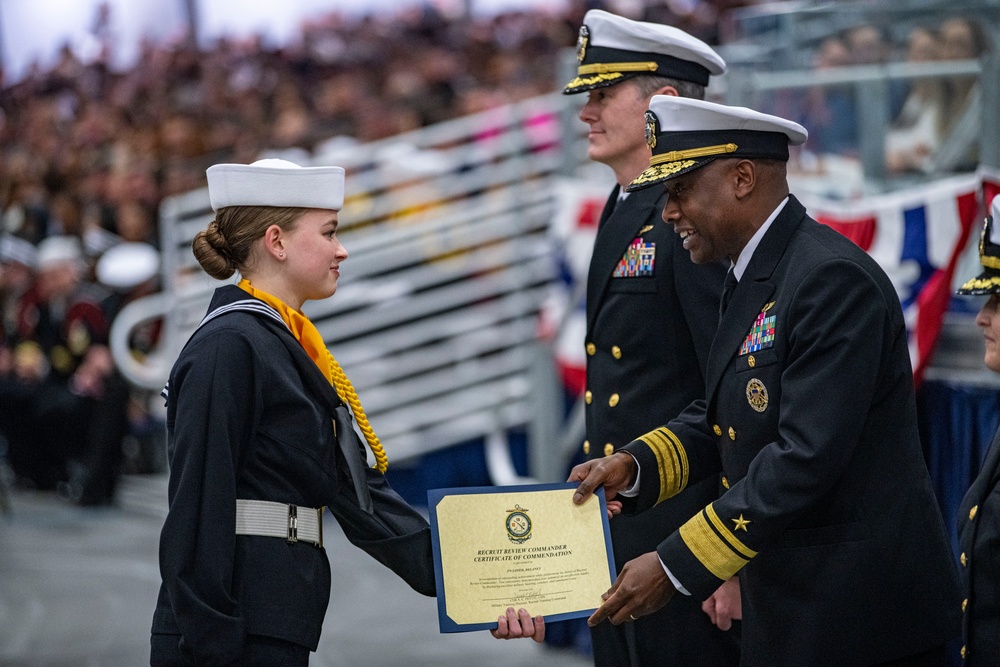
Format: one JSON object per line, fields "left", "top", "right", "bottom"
{"left": 0, "top": 0, "right": 990, "bottom": 507}
{"left": 790, "top": 16, "right": 987, "bottom": 174}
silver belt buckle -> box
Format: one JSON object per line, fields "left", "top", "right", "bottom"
{"left": 316, "top": 507, "right": 325, "bottom": 548}
{"left": 287, "top": 504, "right": 298, "bottom": 544}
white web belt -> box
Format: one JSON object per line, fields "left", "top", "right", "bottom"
{"left": 235, "top": 499, "right": 324, "bottom": 548}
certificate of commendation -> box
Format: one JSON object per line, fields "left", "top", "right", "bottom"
{"left": 427, "top": 482, "right": 616, "bottom": 633}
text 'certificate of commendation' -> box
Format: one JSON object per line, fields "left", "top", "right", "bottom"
{"left": 427, "top": 482, "right": 616, "bottom": 633}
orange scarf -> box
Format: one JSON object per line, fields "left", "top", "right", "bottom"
{"left": 239, "top": 278, "right": 333, "bottom": 384}
{"left": 237, "top": 279, "right": 388, "bottom": 472}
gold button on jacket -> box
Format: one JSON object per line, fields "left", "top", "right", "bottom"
{"left": 609, "top": 393, "right": 620, "bottom": 407}
{"left": 582, "top": 440, "right": 590, "bottom": 455}
{"left": 611, "top": 345, "right": 622, "bottom": 359}
{"left": 603, "top": 443, "right": 614, "bottom": 457}
{"left": 586, "top": 342, "right": 596, "bottom": 356}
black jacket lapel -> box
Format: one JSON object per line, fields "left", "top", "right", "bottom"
{"left": 705, "top": 197, "right": 807, "bottom": 399}
{"left": 586, "top": 185, "right": 663, "bottom": 331}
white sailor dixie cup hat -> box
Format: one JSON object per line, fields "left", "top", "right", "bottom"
{"left": 957, "top": 194, "right": 1000, "bottom": 296}
{"left": 206, "top": 158, "right": 346, "bottom": 212}
{"left": 563, "top": 10, "right": 726, "bottom": 95}
{"left": 627, "top": 96, "right": 808, "bottom": 192}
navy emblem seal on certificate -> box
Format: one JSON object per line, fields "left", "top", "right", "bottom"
{"left": 428, "top": 482, "right": 616, "bottom": 633}
{"left": 505, "top": 506, "right": 532, "bottom": 544}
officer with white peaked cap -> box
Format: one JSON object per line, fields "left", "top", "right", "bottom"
{"left": 569, "top": 97, "right": 963, "bottom": 665}
{"left": 955, "top": 194, "right": 1000, "bottom": 665}
{"left": 557, "top": 9, "right": 739, "bottom": 667}
{"left": 564, "top": 9, "right": 725, "bottom": 94}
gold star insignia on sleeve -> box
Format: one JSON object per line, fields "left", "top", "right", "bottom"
{"left": 732, "top": 514, "right": 750, "bottom": 532}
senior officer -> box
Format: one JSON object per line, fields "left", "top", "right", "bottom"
{"left": 955, "top": 194, "right": 1000, "bottom": 666}
{"left": 570, "top": 96, "right": 962, "bottom": 666}
{"left": 563, "top": 10, "right": 736, "bottom": 666}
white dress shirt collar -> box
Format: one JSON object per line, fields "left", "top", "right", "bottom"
{"left": 732, "top": 196, "right": 789, "bottom": 281}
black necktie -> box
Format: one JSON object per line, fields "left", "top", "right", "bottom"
{"left": 720, "top": 269, "right": 738, "bottom": 318}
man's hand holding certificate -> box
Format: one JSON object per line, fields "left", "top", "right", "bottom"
{"left": 428, "top": 482, "right": 616, "bottom": 633}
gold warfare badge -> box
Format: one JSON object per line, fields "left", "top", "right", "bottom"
{"left": 576, "top": 25, "right": 589, "bottom": 62}
{"left": 644, "top": 110, "right": 658, "bottom": 149}
{"left": 505, "top": 504, "right": 532, "bottom": 544}
{"left": 746, "top": 378, "right": 768, "bottom": 413}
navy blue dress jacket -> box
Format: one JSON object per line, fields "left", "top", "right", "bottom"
{"left": 623, "top": 196, "right": 962, "bottom": 665}
{"left": 151, "top": 286, "right": 434, "bottom": 665}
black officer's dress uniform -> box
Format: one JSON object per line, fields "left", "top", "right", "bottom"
{"left": 624, "top": 197, "right": 962, "bottom": 666}
{"left": 151, "top": 286, "right": 434, "bottom": 665}
{"left": 584, "top": 184, "right": 736, "bottom": 666}
{"left": 958, "top": 424, "right": 1000, "bottom": 665}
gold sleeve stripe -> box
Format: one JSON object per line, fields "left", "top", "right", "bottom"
{"left": 679, "top": 508, "right": 752, "bottom": 581}
{"left": 646, "top": 430, "right": 679, "bottom": 503}
{"left": 638, "top": 427, "right": 689, "bottom": 504}
{"left": 705, "top": 504, "right": 757, "bottom": 559}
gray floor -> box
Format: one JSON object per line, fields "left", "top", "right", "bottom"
{"left": 0, "top": 476, "right": 593, "bottom": 667}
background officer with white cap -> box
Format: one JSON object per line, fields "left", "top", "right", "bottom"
{"left": 569, "top": 96, "right": 962, "bottom": 665}
{"left": 954, "top": 194, "right": 1000, "bottom": 666}
{"left": 562, "top": 10, "right": 738, "bottom": 666}
{"left": 151, "top": 159, "right": 542, "bottom": 666}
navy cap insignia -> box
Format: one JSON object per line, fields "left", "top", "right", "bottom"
{"left": 576, "top": 25, "right": 589, "bottom": 63}
{"left": 613, "top": 238, "right": 655, "bottom": 277}
{"left": 746, "top": 378, "right": 768, "bottom": 412}
{"left": 506, "top": 505, "right": 532, "bottom": 544}
{"left": 644, "top": 110, "right": 658, "bottom": 149}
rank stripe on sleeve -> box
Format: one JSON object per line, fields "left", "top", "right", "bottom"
{"left": 638, "top": 427, "right": 689, "bottom": 504}
{"left": 678, "top": 504, "right": 756, "bottom": 581}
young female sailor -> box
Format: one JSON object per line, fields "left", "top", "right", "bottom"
{"left": 150, "top": 159, "right": 541, "bottom": 665}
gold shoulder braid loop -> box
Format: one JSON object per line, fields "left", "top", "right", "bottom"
{"left": 327, "top": 352, "right": 388, "bottom": 473}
